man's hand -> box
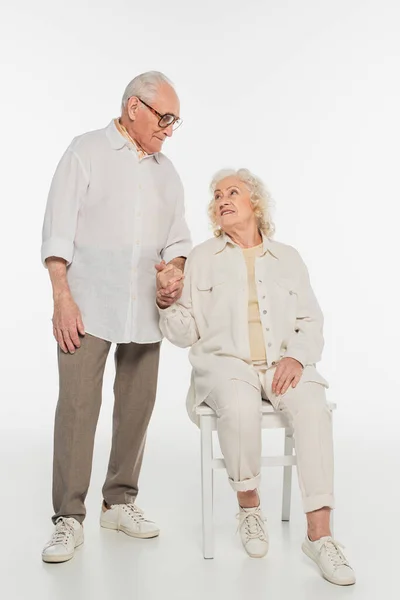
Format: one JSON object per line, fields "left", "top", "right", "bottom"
{"left": 52, "top": 292, "right": 85, "bottom": 353}
{"left": 155, "top": 260, "right": 184, "bottom": 309}
{"left": 272, "top": 357, "right": 304, "bottom": 396}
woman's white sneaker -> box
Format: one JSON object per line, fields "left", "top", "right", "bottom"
{"left": 42, "top": 517, "right": 84, "bottom": 563}
{"left": 100, "top": 503, "right": 160, "bottom": 538}
{"left": 302, "top": 535, "right": 356, "bottom": 585}
{"left": 237, "top": 506, "right": 269, "bottom": 558}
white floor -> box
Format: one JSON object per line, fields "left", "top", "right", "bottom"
{"left": 1, "top": 418, "right": 398, "bottom": 600}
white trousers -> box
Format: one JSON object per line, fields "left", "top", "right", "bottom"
{"left": 204, "top": 362, "right": 334, "bottom": 513}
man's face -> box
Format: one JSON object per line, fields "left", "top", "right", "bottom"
{"left": 128, "top": 84, "right": 180, "bottom": 154}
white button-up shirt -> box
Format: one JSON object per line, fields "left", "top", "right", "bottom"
{"left": 41, "top": 120, "right": 192, "bottom": 343}
{"left": 158, "top": 232, "right": 328, "bottom": 425}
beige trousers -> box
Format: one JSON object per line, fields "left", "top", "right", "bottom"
{"left": 204, "top": 362, "right": 334, "bottom": 513}
{"left": 52, "top": 333, "right": 160, "bottom": 524}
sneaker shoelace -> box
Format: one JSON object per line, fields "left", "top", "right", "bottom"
{"left": 122, "top": 503, "right": 146, "bottom": 524}
{"left": 322, "top": 539, "right": 350, "bottom": 569}
{"left": 46, "top": 517, "right": 74, "bottom": 548}
{"left": 237, "top": 510, "right": 267, "bottom": 542}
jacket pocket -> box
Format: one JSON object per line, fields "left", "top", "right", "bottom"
{"left": 274, "top": 278, "right": 298, "bottom": 297}
{"left": 196, "top": 277, "right": 225, "bottom": 292}
{"left": 301, "top": 365, "right": 329, "bottom": 388}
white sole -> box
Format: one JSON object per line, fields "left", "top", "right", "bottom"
{"left": 100, "top": 521, "right": 160, "bottom": 539}
{"left": 42, "top": 540, "right": 84, "bottom": 564}
{"left": 301, "top": 542, "right": 356, "bottom": 586}
{"left": 246, "top": 549, "right": 269, "bottom": 558}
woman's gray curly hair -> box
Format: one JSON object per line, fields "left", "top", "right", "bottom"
{"left": 208, "top": 168, "right": 275, "bottom": 238}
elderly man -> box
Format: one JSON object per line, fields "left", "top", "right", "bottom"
{"left": 41, "top": 71, "right": 191, "bottom": 563}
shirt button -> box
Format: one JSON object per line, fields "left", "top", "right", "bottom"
{"left": 289, "top": 290, "right": 294, "bottom": 295}
{"left": 258, "top": 280, "right": 262, "bottom": 283}
{"left": 263, "top": 310, "right": 267, "bottom": 314}
{"left": 262, "top": 295, "right": 266, "bottom": 299}
{"left": 265, "top": 327, "right": 270, "bottom": 331}
{"left": 268, "top": 342, "right": 272, "bottom": 347}
{"left": 272, "top": 361, "right": 276, "bottom": 365}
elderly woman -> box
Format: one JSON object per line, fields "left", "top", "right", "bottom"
{"left": 156, "top": 169, "right": 355, "bottom": 586}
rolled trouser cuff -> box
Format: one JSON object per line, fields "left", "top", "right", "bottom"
{"left": 228, "top": 473, "right": 261, "bottom": 492}
{"left": 303, "top": 494, "right": 335, "bottom": 513}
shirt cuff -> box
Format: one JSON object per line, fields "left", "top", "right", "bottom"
{"left": 283, "top": 348, "right": 307, "bottom": 368}
{"left": 156, "top": 301, "right": 178, "bottom": 316}
{"left": 161, "top": 242, "right": 192, "bottom": 265}
{"left": 41, "top": 238, "right": 74, "bottom": 268}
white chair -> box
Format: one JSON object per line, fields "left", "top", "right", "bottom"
{"left": 196, "top": 399, "right": 336, "bottom": 559}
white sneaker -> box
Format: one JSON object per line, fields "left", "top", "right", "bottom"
{"left": 42, "top": 517, "right": 84, "bottom": 563}
{"left": 302, "top": 535, "right": 356, "bottom": 585}
{"left": 237, "top": 505, "right": 269, "bottom": 558}
{"left": 100, "top": 503, "right": 160, "bottom": 538}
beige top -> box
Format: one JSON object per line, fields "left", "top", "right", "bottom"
{"left": 158, "top": 232, "right": 328, "bottom": 426}
{"left": 242, "top": 243, "right": 266, "bottom": 361}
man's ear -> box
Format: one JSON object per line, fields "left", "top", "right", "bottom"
{"left": 127, "top": 96, "right": 140, "bottom": 121}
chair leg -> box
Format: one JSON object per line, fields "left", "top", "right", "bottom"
{"left": 200, "top": 415, "right": 214, "bottom": 559}
{"left": 330, "top": 409, "right": 335, "bottom": 536}
{"left": 282, "top": 429, "right": 294, "bottom": 522}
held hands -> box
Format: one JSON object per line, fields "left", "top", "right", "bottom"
{"left": 155, "top": 260, "right": 184, "bottom": 309}
{"left": 272, "top": 357, "right": 304, "bottom": 396}
{"left": 52, "top": 292, "right": 85, "bottom": 353}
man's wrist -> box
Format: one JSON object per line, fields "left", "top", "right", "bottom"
{"left": 53, "top": 288, "right": 72, "bottom": 303}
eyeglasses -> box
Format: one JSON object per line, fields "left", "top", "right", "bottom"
{"left": 137, "top": 97, "right": 183, "bottom": 131}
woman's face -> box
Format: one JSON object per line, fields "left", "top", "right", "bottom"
{"left": 213, "top": 176, "right": 256, "bottom": 232}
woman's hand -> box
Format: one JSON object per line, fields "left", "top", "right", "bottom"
{"left": 272, "top": 357, "right": 304, "bottom": 396}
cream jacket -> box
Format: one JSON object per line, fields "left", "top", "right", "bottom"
{"left": 158, "top": 232, "right": 328, "bottom": 425}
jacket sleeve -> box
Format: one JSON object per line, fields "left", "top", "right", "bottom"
{"left": 158, "top": 251, "right": 199, "bottom": 348}
{"left": 284, "top": 253, "right": 324, "bottom": 367}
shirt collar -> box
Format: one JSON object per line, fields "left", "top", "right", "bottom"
{"left": 213, "top": 231, "right": 279, "bottom": 259}
{"left": 105, "top": 120, "right": 160, "bottom": 163}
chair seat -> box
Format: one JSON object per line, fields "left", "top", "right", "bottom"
{"left": 196, "top": 399, "right": 336, "bottom": 417}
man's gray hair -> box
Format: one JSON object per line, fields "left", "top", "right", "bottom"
{"left": 121, "top": 71, "right": 174, "bottom": 112}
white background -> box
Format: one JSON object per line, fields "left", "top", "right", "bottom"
{"left": 0, "top": 1, "right": 399, "bottom": 599}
